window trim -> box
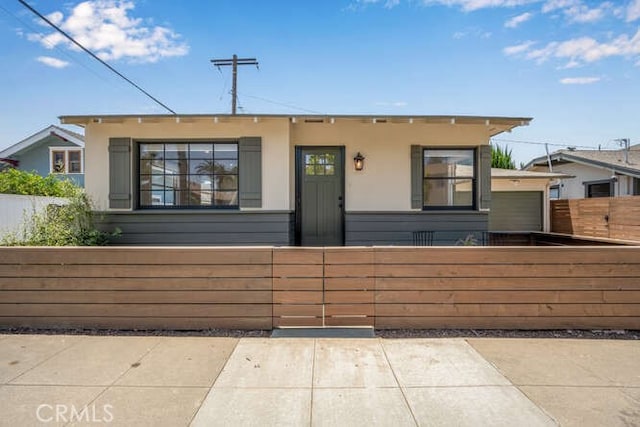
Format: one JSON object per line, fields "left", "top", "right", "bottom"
{"left": 48, "top": 147, "right": 84, "bottom": 174}
{"left": 422, "top": 147, "right": 477, "bottom": 211}
{"left": 136, "top": 139, "right": 240, "bottom": 210}
{"left": 583, "top": 179, "right": 614, "bottom": 198}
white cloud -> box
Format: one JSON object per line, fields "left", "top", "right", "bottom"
{"left": 422, "top": 0, "right": 538, "bottom": 11}
{"left": 559, "top": 76, "right": 600, "bottom": 84}
{"left": 505, "top": 28, "right": 640, "bottom": 68}
{"left": 36, "top": 56, "right": 70, "bottom": 68}
{"left": 542, "top": 0, "right": 613, "bottom": 23}
{"left": 28, "top": 0, "right": 188, "bottom": 63}
{"left": 628, "top": 0, "right": 640, "bottom": 22}
{"left": 349, "top": 0, "right": 400, "bottom": 8}
{"left": 503, "top": 40, "right": 536, "bottom": 55}
{"left": 505, "top": 12, "right": 533, "bottom": 27}
{"left": 375, "top": 101, "right": 408, "bottom": 107}
{"left": 542, "top": 0, "right": 577, "bottom": 13}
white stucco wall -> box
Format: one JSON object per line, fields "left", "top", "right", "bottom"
{"left": 291, "top": 120, "right": 493, "bottom": 211}
{"left": 0, "top": 194, "right": 69, "bottom": 239}
{"left": 84, "top": 117, "right": 290, "bottom": 211}
{"left": 530, "top": 163, "right": 635, "bottom": 199}
{"left": 83, "top": 117, "right": 497, "bottom": 212}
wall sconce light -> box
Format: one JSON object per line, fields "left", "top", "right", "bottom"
{"left": 354, "top": 152, "right": 365, "bottom": 171}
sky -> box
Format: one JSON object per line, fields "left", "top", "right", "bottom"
{"left": 1, "top": 0, "right": 639, "bottom": 166}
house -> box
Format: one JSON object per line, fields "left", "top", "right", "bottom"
{"left": 524, "top": 145, "right": 640, "bottom": 199}
{"left": 489, "top": 168, "right": 569, "bottom": 233}
{"left": 0, "top": 125, "right": 85, "bottom": 187}
{"left": 59, "top": 114, "right": 531, "bottom": 245}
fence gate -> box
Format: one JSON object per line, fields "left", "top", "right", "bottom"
{"left": 273, "top": 248, "right": 374, "bottom": 327}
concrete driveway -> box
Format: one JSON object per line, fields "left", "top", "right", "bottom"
{"left": 0, "top": 334, "right": 638, "bottom": 426}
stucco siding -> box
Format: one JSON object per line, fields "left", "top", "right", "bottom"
{"left": 531, "top": 163, "right": 634, "bottom": 198}
{"left": 84, "top": 118, "right": 291, "bottom": 211}
{"left": 291, "top": 121, "right": 492, "bottom": 212}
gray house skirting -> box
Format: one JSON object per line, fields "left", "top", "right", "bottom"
{"left": 97, "top": 211, "right": 488, "bottom": 246}
{"left": 344, "top": 211, "right": 489, "bottom": 246}
{"left": 96, "top": 211, "right": 295, "bottom": 246}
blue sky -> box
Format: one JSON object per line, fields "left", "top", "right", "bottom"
{"left": 1, "top": 0, "right": 639, "bottom": 165}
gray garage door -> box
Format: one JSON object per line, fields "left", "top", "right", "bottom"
{"left": 489, "top": 191, "right": 543, "bottom": 232}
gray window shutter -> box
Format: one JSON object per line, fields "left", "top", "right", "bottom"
{"left": 239, "top": 137, "right": 262, "bottom": 208}
{"left": 479, "top": 145, "right": 491, "bottom": 210}
{"left": 108, "top": 137, "right": 131, "bottom": 209}
{"left": 411, "top": 145, "right": 422, "bottom": 209}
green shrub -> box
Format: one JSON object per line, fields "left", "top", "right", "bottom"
{"left": 0, "top": 168, "right": 77, "bottom": 197}
{"left": 491, "top": 144, "right": 516, "bottom": 170}
{"left": 1, "top": 170, "right": 120, "bottom": 246}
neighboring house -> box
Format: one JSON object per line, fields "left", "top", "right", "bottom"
{"left": 60, "top": 114, "right": 531, "bottom": 245}
{"left": 490, "top": 168, "right": 570, "bottom": 233}
{"left": 0, "top": 125, "right": 85, "bottom": 187}
{"left": 524, "top": 145, "right": 640, "bottom": 199}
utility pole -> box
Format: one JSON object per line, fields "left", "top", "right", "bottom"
{"left": 211, "top": 55, "right": 259, "bottom": 115}
{"left": 614, "top": 138, "right": 631, "bottom": 164}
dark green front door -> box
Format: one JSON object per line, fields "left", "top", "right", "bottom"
{"left": 296, "top": 147, "right": 344, "bottom": 246}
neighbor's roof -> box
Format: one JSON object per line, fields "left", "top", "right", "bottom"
{"left": 59, "top": 114, "right": 532, "bottom": 136}
{"left": 524, "top": 148, "right": 640, "bottom": 178}
{"left": 0, "top": 125, "right": 85, "bottom": 158}
{"left": 491, "top": 168, "right": 571, "bottom": 179}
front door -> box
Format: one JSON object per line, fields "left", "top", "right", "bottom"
{"left": 296, "top": 147, "right": 344, "bottom": 246}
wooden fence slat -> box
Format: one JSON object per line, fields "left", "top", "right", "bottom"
{"left": 0, "top": 277, "right": 272, "bottom": 291}
{"left": 0, "top": 290, "right": 272, "bottom": 304}
{"left": 0, "top": 265, "right": 272, "bottom": 278}
{"left": 0, "top": 303, "right": 273, "bottom": 317}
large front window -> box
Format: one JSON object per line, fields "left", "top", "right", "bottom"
{"left": 423, "top": 149, "right": 475, "bottom": 209}
{"left": 139, "top": 142, "right": 238, "bottom": 208}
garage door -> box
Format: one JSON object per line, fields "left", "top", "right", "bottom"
{"left": 489, "top": 191, "right": 543, "bottom": 232}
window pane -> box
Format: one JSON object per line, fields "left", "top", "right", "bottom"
{"left": 164, "top": 144, "right": 188, "bottom": 159}
{"left": 69, "top": 151, "right": 81, "bottom": 173}
{"left": 139, "top": 142, "right": 239, "bottom": 209}
{"left": 188, "top": 175, "right": 213, "bottom": 191}
{"left": 305, "top": 165, "right": 315, "bottom": 175}
{"left": 315, "top": 165, "right": 325, "bottom": 175}
{"left": 214, "top": 144, "right": 238, "bottom": 159}
{"left": 215, "top": 175, "right": 238, "bottom": 191}
{"left": 214, "top": 159, "right": 238, "bottom": 174}
{"left": 190, "top": 159, "right": 214, "bottom": 174}
{"left": 325, "top": 165, "right": 335, "bottom": 175}
{"left": 423, "top": 179, "right": 474, "bottom": 207}
{"left": 424, "top": 149, "right": 474, "bottom": 178}
{"left": 165, "top": 159, "right": 189, "bottom": 174}
{"left": 189, "top": 144, "right": 213, "bottom": 160}
{"left": 52, "top": 151, "right": 65, "bottom": 173}
{"left": 141, "top": 159, "right": 165, "bottom": 174}
{"left": 140, "top": 176, "right": 152, "bottom": 191}
{"left": 140, "top": 144, "right": 164, "bottom": 160}
{"left": 214, "top": 191, "right": 238, "bottom": 206}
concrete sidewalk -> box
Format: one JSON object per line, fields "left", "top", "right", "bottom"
{"left": 0, "top": 334, "right": 638, "bottom": 426}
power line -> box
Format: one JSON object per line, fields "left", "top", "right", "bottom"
{"left": 211, "top": 55, "right": 258, "bottom": 115}
{"left": 17, "top": 0, "right": 177, "bottom": 115}
{"left": 238, "top": 92, "right": 324, "bottom": 114}
{"left": 0, "top": 3, "right": 109, "bottom": 84}
{"left": 492, "top": 138, "right": 598, "bottom": 150}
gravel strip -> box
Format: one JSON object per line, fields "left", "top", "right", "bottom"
{"left": 375, "top": 329, "right": 640, "bottom": 340}
{"left": 1, "top": 327, "right": 638, "bottom": 340}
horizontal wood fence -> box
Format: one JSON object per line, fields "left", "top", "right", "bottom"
{"left": 1, "top": 246, "right": 639, "bottom": 330}
{"left": 551, "top": 196, "right": 640, "bottom": 242}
